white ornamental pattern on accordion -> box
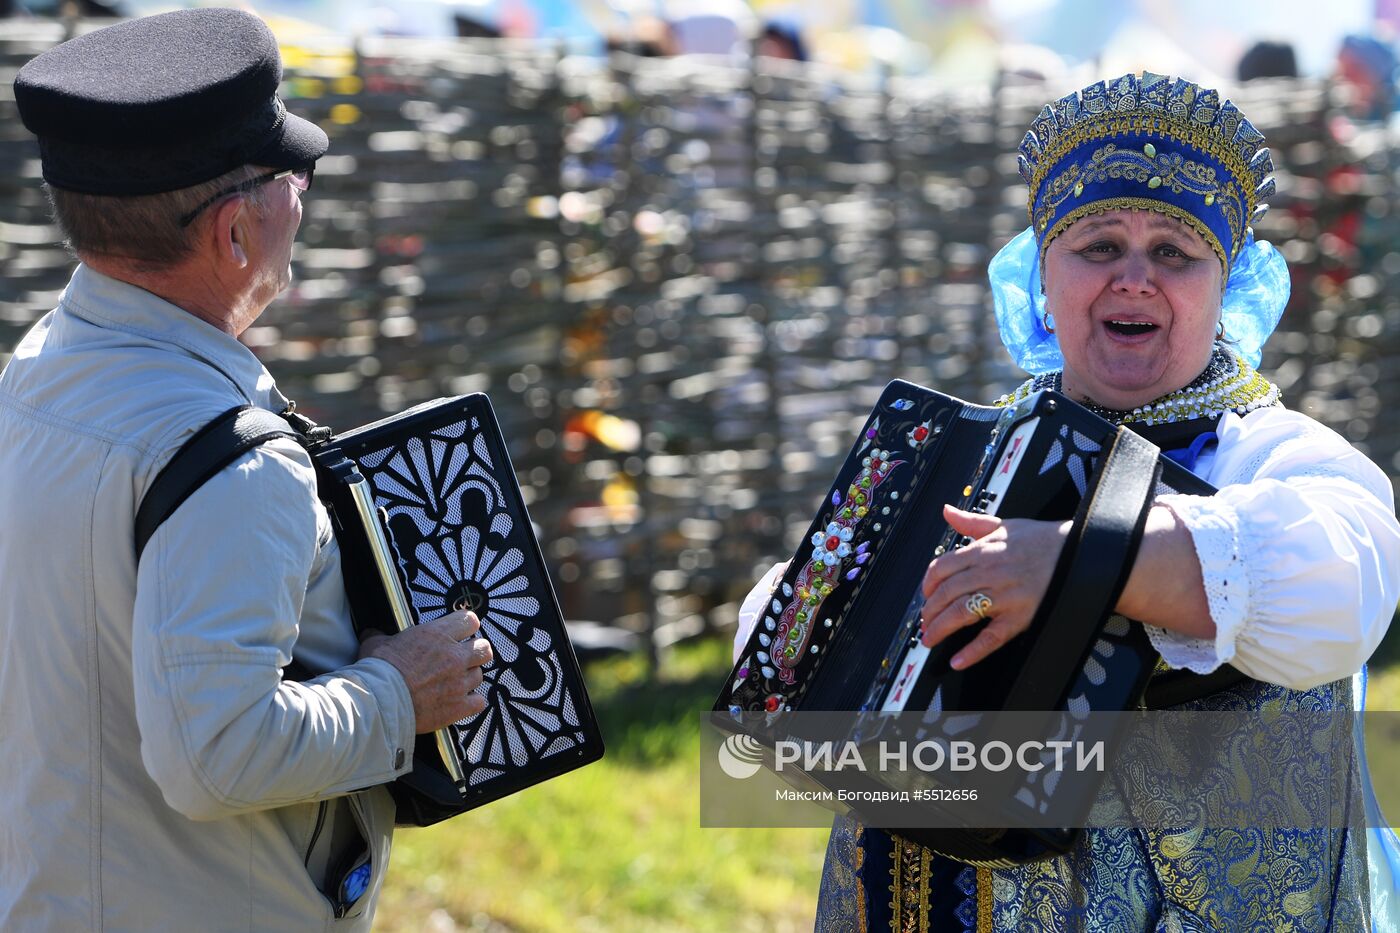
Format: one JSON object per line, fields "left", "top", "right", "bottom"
{"left": 1038, "top": 423, "right": 1100, "bottom": 498}
{"left": 356, "top": 416, "right": 587, "bottom": 788}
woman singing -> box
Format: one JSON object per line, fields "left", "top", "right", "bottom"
{"left": 738, "top": 72, "right": 1400, "bottom": 930}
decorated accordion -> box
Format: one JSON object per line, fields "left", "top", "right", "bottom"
{"left": 313, "top": 395, "right": 603, "bottom": 825}
{"left": 714, "top": 380, "right": 1220, "bottom": 864}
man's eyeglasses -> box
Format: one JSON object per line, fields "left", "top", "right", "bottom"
{"left": 177, "top": 166, "right": 315, "bottom": 228}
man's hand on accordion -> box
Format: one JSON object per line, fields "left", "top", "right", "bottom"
{"left": 359, "top": 610, "right": 494, "bottom": 733}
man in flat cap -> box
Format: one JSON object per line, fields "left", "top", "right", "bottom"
{"left": 0, "top": 9, "right": 492, "bottom": 930}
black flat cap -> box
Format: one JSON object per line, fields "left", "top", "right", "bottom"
{"left": 14, "top": 8, "right": 329, "bottom": 196}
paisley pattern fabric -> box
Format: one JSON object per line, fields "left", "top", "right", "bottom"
{"left": 817, "top": 808, "right": 865, "bottom": 933}
{"left": 815, "top": 677, "right": 1372, "bottom": 931}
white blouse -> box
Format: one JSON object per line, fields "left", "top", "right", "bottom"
{"left": 734, "top": 406, "right": 1400, "bottom": 692}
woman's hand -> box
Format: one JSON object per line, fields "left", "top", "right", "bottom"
{"left": 918, "top": 502, "right": 1216, "bottom": 671}
{"left": 918, "top": 504, "right": 1071, "bottom": 670}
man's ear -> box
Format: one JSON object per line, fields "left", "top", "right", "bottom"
{"left": 209, "top": 195, "right": 251, "bottom": 269}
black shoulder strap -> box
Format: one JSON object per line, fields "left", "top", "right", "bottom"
{"left": 134, "top": 405, "right": 308, "bottom": 561}
{"left": 1143, "top": 665, "right": 1248, "bottom": 708}
{"left": 1004, "top": 425, "right": 1161, "bottom": 710}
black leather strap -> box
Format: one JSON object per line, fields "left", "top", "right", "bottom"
{"left": 133, "top": 405, "right": 306, "bottom": 561}
{"left": 1004, "top": 426, "right": 1162, "bottom": 710}
{"left": 1143, "top": 664, "right": 1248, "bottom": 709}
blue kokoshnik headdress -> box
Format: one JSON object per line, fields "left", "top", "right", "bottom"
{"left": 993, "top": 71, "right": 1291, "bottom": 374}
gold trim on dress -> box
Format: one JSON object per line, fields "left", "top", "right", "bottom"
{"left": 977, "top": 867, "right": 994, "bottom": 932}
{"left": 890, "top": 837, "right": 928, "bottom": 932}
{"left": 855, "top": 824, "right": 868, "bottom": 933}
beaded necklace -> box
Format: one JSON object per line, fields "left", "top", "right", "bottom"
{"left": 995, "top": 347, "right": 1282, "bottom": 427}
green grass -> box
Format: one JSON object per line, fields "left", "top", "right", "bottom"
{"left": 374, "top": 638, "right": 827, "bottom": 933}
{"left": 376, "top": 624, "right": 1400, "bottom": 931}
{"left": 1368, "top": 663, "right": 1400, "bottom": 711}
{"left": 1366, "top": 620, "right": 1400, "bottom": 711}
{"left": 1360, "top": 624, "right": 1400, "bottom": 825}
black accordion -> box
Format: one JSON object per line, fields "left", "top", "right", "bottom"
{"left": 714, "top": 380, "right": 1230, "bottom": 865}
{"left": 314, "top": 394, "right": 604, "bottom": 826}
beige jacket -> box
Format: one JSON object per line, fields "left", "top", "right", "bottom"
{"left": 0, "top": 265, "right": 418, "bottom": 931}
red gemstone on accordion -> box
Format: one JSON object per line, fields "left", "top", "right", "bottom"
{"left": 913, "top": 426, "right": 929, "bottom": 441}
{"left": 825, "top": 535, "right": 840, "bottom": 551}
{"left": 764, "top": 695, "right": 781, "bottom": 713}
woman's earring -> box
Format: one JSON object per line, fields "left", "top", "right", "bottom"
{"left": 1042, "top": 309, "right": 1055, "bottom": 334}
{"left": 1216, "top": 318, "right": 1226, "bottom": 341}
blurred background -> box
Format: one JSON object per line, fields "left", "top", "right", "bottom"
{"left": 4, "top": 2, "right": 1400, "bottom": 930}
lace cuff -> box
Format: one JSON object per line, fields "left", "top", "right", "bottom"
{"left": 1142, "top": 495, "right": 1251, "bottom": 674}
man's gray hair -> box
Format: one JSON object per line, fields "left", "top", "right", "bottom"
{"left": 45, "top": 164, "right": 273, "bottom": 270}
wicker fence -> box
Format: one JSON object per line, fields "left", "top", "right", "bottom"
{"left": 3, "top": 23, "right": 1398, "bottom": 656}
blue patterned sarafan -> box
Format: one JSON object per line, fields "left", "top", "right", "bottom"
{"left": 1017, "top": 72, "right": 1276, "bottom": 277}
